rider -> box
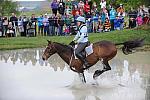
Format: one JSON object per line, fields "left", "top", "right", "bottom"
{"left": 70, "top": 16, "right": 90, "bottom": 68}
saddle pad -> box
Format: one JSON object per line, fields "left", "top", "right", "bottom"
{"left": 85, "top": 44, "right": 93, "bottom": 55}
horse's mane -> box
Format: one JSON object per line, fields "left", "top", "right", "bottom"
{"left": 54, "top": 42, "right": 74, "bottom": 53}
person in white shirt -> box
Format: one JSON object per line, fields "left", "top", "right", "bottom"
{"left": 69, "top": 16, "right": 90, "bottom": 68}
{"left": 43, "top": 14, "right": 49, "bottom": 36}
{"left": 100, "top": 0, "right": 106, "bottom": 9}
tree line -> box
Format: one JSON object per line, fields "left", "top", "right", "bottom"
{"left": 0, "top": 0, "right": 18, "bottom": 16}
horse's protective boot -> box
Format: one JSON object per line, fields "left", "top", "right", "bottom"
{"left": 76, "top": 53, "right": 90, "bottom": 68}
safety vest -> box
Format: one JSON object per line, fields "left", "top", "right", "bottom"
{"left": 78, "top": 24, "right": 88, "bottom": 38}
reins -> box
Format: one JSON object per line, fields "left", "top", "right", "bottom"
{"left": 69, "top": 54, "right": 73, "bottom": 66}
{"left": 68, "top": 46, "right": 78, "bottom": 72}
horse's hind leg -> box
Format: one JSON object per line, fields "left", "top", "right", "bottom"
{"left": 93, "top": 60, "right": 111, "bottom": 79}
{"left": 102, "top": 60, "right": 111, "bottom": 71}
{"left": 78, "top": 72, "right": 86, "bottom": 83}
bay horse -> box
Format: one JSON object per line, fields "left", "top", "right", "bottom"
{"left": 42, "top": 38, "right": 144, "bottom": 83}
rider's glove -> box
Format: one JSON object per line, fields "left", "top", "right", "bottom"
{"left": 69, "top": 41, "right": 76, "bottom": 46}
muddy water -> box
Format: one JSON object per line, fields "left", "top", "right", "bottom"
{"left": 0, "top": 49, "right": 150, "bottom": 100}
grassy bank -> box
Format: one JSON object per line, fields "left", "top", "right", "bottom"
{"left": 0, "top": 27, "right": 150, "bottom": 50}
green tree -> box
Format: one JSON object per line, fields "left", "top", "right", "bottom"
{"left": 0, "top": 0, "right": 19, "bottom": 16}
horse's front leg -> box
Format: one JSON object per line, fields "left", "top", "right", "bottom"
{"left": 78, "top": 72, "right": 86, "bottom": 83}
{"left": 93, "top": 60, "right": 111, "bottom": 79}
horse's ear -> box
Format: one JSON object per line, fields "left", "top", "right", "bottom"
{"left": 47, "top": 40, "right": 51, "bottom": 44}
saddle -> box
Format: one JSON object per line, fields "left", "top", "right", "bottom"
{"left": 74, "top": 44, "right": 93, "bottom": 59}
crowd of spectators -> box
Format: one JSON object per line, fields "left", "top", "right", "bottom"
{"left": 0, "top": 0, "right": 150, "bottom": 37}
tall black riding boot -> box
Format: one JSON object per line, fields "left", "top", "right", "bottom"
{"left": 76, "top": 53, "right": 90, "bottom": 68}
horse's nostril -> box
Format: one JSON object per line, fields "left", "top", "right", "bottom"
{"left": 42, "top": 57, "right": 45, "bottom": 61}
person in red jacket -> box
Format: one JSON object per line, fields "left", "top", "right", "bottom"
{"left": 84, "top": 1, "right": 90, "bottom": 16}
{"left": 143, "top": 14, "right": 150, "bottom": 24}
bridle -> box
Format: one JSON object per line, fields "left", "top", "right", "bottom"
{"left": 69, "top": 54, "right": 73, "bottom": 66}
{"left": 47, "top": 43, "right": 57, "bottom": 56}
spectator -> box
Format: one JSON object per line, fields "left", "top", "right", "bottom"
{"left": 74, "top": 11, "right": 80, "bottom": 24}
{"left": 128, "top": 7, "right": 137, "bottom": 28}
{"left": 100, "top": 0, "right": 106, "bottom": 9}
{"left": 2, "top": 17, "right": 9, "bottom": 37}
{"left": 117, "top": 4, "right": 125, "bottom": 17}
{"left": 43, "top": 14, "right": 49, "bottom": 36}
{"left": 37, "top": 14, "right": 44, "bottom": 36}
{"left": 97, "top": 20, "right": 103, "bottom": 32}
{"left": 78, "top": 1, "right": 84, "bottom": 16}
{"left": 65, "top": 0, "right": 72, "bottom": 10}
{"left": 143, "top": 14, "right": 150, "bottom": 24}
{"left": 101, "top": 8, "right": 108, "bottom": 24}
{"left": 10, "top": 13, "right": 18, "bottom": 26}
{"left": 143, "top": 5, "right": 149, "bottom": 16}
{"left": 31, "top": 14, "right": 37, "bottom": 23}
{"left": 48, "top": 14, "right": 55, "bottom": 36}
{"left": 149, "top": 6, "right": 150, "bottom": 15}
{"left": 9, "top": 13, "right": 18, "bottom": 36}
{"left": 30, "top": 14, "right": 37, "bottom": 36}
{"left": 18, "top": 16, "right": 24, "bottom": 36}
{"left": 6, "top": 22, "right": 14, "bottom": 37}
{"left": 92, "top": 2, "right": 98, "bottom": 14}
{"left": 0, "top": 17, "right": 3, "bottom": 36}
{"left": 136, "top": 15, "right": 143, "bottom": 26}
{"left": 86, "top": 11, "right": 91, "bottom": 19}
{"left": 137, "top": 6, "right": 144, "bottom": 17}
{"left": 92, "top": 12, "right": 99, "bottom": 33}
{"left": 109, "top": 7, "right": 116, "bottom": 31}
{"left": 78, "top": 0, "right": 84, "bottom": 9}
{"left": 51, "top": 0, "right": 59, "bottom": 16}
{"left": 58, "top": 0, "right": 65, "bottom": 15}
{"left": 119, "top": 15, "right": 124, "bottom": 30}
{"left": 71, "top": 0, "right": 78, "bottom": 6}
{"left": 27, "top": 21, "right": 35, "bottom": 37}
{"left": 58, "top": 15, "right": 64, "bottom": 35}
{"left": 108, "top": 4, "right": 113, "bottom": 11}
{"left": 101, "top": 9, "right": 106, "bottom": 24}
{"left": 72, "top": 4, "right": 78, "bottom": 21}
{"left": 54, "top": 15, "right": 59, "bottom": 35}
{"left": 86, "top": 12, "right": 92, "bottom": 33}
{"left": 104, "top": 8, "right": 109, "bottom": 19}
{"left": 64, "top": 15, "right": 71, "bottom": 34}
{"left": 114, "top": 16, "right": 121, "bottom": 30}
{"left": 65, "top": 5, "right": 72, "bottom": 16}
{"left": 22, "top": 15, "right": 29, "bottom": 36}
{"left": 104, "top": 18, "right": 111, "bottom": 32}
{"left": 64, "top": 24, "right": 69, "bottom": 35}
{"left": 84, "top": 1, "right": 90, "bottom": 16}
{"left": 79, "top": 7, "right": 84, "bottom": 16}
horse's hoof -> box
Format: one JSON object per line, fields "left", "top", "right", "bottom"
{"left": 91, "top": 83, "right": 99, "bottom": 86}
{"left": 93, "top": 70, "right": 103, "bottom": 79}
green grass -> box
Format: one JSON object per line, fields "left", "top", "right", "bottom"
{"left": 0, "top": 27, "right": 150, "bottom": 50}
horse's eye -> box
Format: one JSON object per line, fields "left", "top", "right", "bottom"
{"left": 46, "top": 46, "right": 51, "bottom": 49}
{"left": 47, "top": 47, "right": 52, "bottom": 52}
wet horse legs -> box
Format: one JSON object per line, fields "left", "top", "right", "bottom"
{"left": 93, "top": 60, "right": 111, "bottom": 79}
{"left": 78, "top": 72, "right": 86, "bottom": 83}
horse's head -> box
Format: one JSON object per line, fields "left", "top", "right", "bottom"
{"left": 42, "top": 40, "right": 57, "bottom": 61}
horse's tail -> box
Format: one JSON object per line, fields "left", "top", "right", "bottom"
{"left": 115, "top": 38, "right": 145, "bottom": 55}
